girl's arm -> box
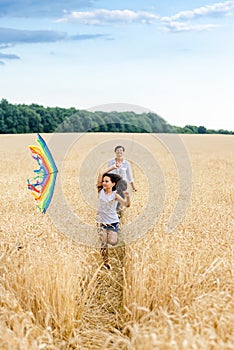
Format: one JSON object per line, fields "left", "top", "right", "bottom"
{"left": 116, "top": 191, "right": 131, "bottom": 207}
{"left": 96, "top": 164, "right": 118, "bottom": 188}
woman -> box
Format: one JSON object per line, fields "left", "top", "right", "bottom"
{"left": 107, "top": 145, "right": 136, "bottom": 214}
{"left": 107, "top": 145, "right": 137, "bottom": 191}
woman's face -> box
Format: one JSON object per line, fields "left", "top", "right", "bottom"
{"left": 115, "top": 147, "right": 124, "bottom": 158}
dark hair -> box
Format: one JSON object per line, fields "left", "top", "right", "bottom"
{"left": 102, "top": 172, "right": 122, "bottom": 191}
{"left": 114, "top": 145, "right": 125, "bottom": 152}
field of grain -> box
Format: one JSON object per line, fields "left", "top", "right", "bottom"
{"left": 0, "top": 133, "right": 233, "bottom": 350}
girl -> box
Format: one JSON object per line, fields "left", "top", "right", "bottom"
{"left": 96, "top": 165, "right": 131, "bottom": 269}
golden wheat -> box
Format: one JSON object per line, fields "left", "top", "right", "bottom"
{"left": 0, "top": 133, "right": 233, "bottom": 349}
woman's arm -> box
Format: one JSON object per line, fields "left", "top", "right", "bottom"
{"left": 125, "top": 161, "right": 133, "bottom": 182}
{"left": 130, "top": 181, "right": 137, "bottom": 191}
{"left": 126, "top": 161, "right": 137, "bottom": 191}
{"left": 107, "top": 158, "right": 115, "bottom": 168}
{"left": 116, "top": 191, "right": 131, "bottom": 208}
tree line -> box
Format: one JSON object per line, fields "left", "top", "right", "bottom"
{"left": 0, "top": 99, "right": 233, "bottom": 134}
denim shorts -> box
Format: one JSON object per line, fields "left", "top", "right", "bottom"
{"left": 99, "top": 222, "right": 119, "bottom": 233}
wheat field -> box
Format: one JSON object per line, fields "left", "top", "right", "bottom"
{"left": 0, "top": 133, "right": 233, "bottom": 350}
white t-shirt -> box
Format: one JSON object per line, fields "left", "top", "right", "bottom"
{"left": 107, "top": 159, "right": 133, "bottom": 183}
{"left": 97, "top": 189, "right": 119, "bottom": 224}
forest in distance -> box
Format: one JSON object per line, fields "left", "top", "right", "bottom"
{"left": 0, "top": 98, "right": 233, "bottom": 135}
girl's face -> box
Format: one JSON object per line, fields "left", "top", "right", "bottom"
{"left": 102, "top": 176, "right": 115, "bottom": 190}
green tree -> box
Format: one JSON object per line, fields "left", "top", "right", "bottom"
{"left": 198, "top": 126, "right": 207, "bottom": 134}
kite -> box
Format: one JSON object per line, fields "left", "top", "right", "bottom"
{"left": 27, "top": 134, "right": 58, "bottom": 213}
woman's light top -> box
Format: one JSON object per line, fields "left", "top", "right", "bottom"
{"left": 107, "top": 159, "right": 133, "bottom": 183}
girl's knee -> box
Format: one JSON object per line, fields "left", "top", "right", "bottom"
{"left": 107, "top": 231, "right": 118, "bottom": 246}
{"left": 99, "top": 229, "right": 107, "bottom": 245}
{"left": 109, "top": 239, "right": 118, "bottom": 246}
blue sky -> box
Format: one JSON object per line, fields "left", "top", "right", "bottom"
{"left": 0, "top": 1, "right": 234, "bottom": 130}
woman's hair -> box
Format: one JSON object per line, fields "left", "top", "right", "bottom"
{"left": 102, "top": 173, "right": 122, "bottom": 191}
{"left": 114, "top": 145, "right": 125, "bottom": 152}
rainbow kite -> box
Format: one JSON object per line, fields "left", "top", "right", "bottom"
{"left": 27, "top": 134, "right": 58, "bottom": 213}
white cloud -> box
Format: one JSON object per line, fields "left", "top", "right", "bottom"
{"left": 57, "top": 9, "right": 159, "bottom": 24}
{"left": 162, "top": 1, "right": 234, "bottom": 22}
{"left": 162, "top": 21, "right": 218, "bottom": 32}
{"left": 56, "top": 3, "right": 234, "bottom": 32}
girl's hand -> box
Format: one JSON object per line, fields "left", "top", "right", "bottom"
{"left": 123, "top": 191, "right": 131, "bottom": 207}
{"left": 111, "top": 164, "right": 118, "bottom": 170}
{"left": 115, "top": 161, "right": 120, "bottom": 168}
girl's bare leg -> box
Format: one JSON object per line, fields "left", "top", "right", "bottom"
{"left": 101, "top": 230, "right": 117, "bottom": 269}
{"left": 99, "top": 229, "right": 110, "bottom": 268}
{"left": 107, "top": 230, "right": 118, "bottom": 246}
{"left": 99, "top": 229, "right": 107, "bottom": 246}
{"left": 101, "top": 247, "right": 109, "bottom": 267}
